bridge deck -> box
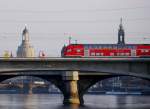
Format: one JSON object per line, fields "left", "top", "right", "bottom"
{"left": 0, "top": 57, "right": 150, "bottom": 62}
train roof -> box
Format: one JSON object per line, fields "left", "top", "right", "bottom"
{"left": 69, "top": 43, "right": 150, "bottom": 49}
{"left": 70, "top": 44, "right": 150, "bottom": 46}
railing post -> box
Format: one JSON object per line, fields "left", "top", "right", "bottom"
{"left": 62, "top": 71, "right": 80, "bottom": 105}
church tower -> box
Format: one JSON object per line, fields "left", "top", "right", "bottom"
{"left": 118, "top": 18, "right": 125, "bottom": 44}
{"left": 17, "top": 26, "right": 35, "bottom": 57}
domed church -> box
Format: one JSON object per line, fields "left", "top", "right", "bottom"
{"left": 17, "top": 26, "right": 35, "bottom": 57}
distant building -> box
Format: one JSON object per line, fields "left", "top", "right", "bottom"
{"left": 17, "top": 26, "right": 35, "bottom": 57}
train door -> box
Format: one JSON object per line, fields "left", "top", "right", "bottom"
{"left": 84, "top": 49, "right": 89, "bottom": 57}
{"left": 131, "top": 49, "right": 136, "bottom": 56}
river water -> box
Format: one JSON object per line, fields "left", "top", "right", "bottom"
{"left": 0, "top": 94, "right": 149, "bottom": 109}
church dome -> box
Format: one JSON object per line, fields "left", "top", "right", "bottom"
{"left": 17, "top": 26, "right": 35, "bottom": 58}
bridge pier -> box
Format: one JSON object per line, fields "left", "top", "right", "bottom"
{"left": 62, "top": 71, "right": 80, "bottom": 105}
{"left": 29, "top": 83, "right": 33, "bottom": 94}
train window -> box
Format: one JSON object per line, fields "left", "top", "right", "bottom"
{"left": 100, "top": 53, "right": 104, "bottom": 56}
{"left": 76, "top": 49, "right": 81, "bottom": 52}
{"left": 121, "top": 53, "right": 124, "bottom": 56}
{"left": 110, "top": 53, "right": 114, "bottom": 56}
{"left": 141, "top": 49, "right": 149, "bottom": 52}
{"left": 145, "top": 50, "right": 149, "bottom": 52}
{"left": 125, "top": 53, "right": 130, "bottom": 56}
{"left": 67, "top": 49, "right": 72, "bottom": 52}
{"left": 96, "top": 53, "right": 100, "bottom": 56}
{"left": 141, "top": 49, "right": 144, "bottom": 52}
{"left": 91, "top": 52, "right": 95, "bottom": 56}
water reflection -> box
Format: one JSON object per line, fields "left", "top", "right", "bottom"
{"left": 0, "top": 94, "right": 150, "bottom": 109}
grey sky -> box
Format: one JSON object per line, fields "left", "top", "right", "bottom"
{"left": 0, "top": 0, "right": 150, "bottom": 57}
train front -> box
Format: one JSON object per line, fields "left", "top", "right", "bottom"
{"left": 61, "top": 44, "right": 84, "bottom": 57}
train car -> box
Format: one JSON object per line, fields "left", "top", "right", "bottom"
{"left": 61, "top": 19, "right": 150, "bottom": 58}
{"left": 61, "top": 44, "right": 150, "bottom": 58}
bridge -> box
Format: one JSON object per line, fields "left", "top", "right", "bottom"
{"left": 0, "top": 57, "right": 150, "bottom": 105}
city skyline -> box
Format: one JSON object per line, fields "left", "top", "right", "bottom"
{"left": 0, "top": 0, "right": 150, "bottom": 57}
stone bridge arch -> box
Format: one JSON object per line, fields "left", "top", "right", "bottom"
{"left": 78, "top": 69, "right": 150, "bottom": 105}
{"left": 0, "top": 74, "right": 63, "bottom": 95}
{"left": 1, "top": 75, "right": 62, "bottom": 93}
{"left": 84, "top": 75, "right": 150, "bottom": 97}
{"left": 0, "top": 70, "right": 81, "bottom": 105}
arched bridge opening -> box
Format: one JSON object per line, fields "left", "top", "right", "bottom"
{"left": 86, "top": 75, "right": 150, "bottom": 95}
{"left": 79, "top": 75, "right": 150, "bottom": 106}
{"left": 78, "top": 70, "right": 150, "bottom": 105}
{"left": 0, "top": 75, "right": 63, "bottom": 95}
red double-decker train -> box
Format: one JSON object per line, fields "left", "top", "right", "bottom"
{"left": 61, "top": 19, "right": 150, "bottom": 58}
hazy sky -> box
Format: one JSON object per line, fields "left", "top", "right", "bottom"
{"left": 0, "top": 0, "right": 150, "bottom": 57}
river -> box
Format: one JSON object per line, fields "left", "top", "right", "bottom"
{"left": 0, "top": 94, "right": 149, "bottom": 109}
